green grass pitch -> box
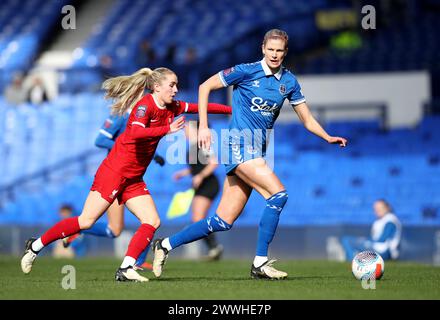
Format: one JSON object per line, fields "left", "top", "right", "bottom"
{"left": 1, "top": 256, "right": 439, "bottom": 300}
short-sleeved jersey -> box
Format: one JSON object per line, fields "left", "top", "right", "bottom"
{"left": 96, "top": 113, "right": 129, "bottom": 150}
{"left": 218, "top": 59, "right": 305, "bottom": 150}
{"left": 103, "top": 94, "right": 185, "bottom": 178}
{"left": 100, "top": 114, "right": 129, "bottom": 140}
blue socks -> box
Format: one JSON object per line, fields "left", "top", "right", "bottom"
{"left": 169, "top": 214, "right": 232, "bottom": 249}
{"left": 166, "top": 190, "right": 287, "bottom": 256}
{"left": 135, "top": 246, "right": 150, "bottom": 266}
{"left": 82, "top": 222, "right": 116, "bottom": 238}
{"left": 256, "top": 190, "right": 288, "bottom": 257}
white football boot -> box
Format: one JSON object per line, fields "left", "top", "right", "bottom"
{"left": 152, "top": 239, "right": 169, "bottom": 278}
{"left": 250, "top": 259, "right": 288, "bottom": 280}
{"left": 21, "top": 238, "right": 38, "bottom": 274}
{"left": 115, "top": 266, "right": 149, "bottom": 282}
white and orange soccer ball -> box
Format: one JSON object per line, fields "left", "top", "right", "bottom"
{"left": 352, "top": 250, "right": 385, "bottom": 280}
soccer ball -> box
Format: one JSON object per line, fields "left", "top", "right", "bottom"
{"left": 351, "top": 250, "right": 384, "bottom": 280}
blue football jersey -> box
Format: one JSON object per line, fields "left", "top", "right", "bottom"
{"left": 95, "top": 113, "right": 129, "bottom": 150}
{"left": 218, "top": 59, "right": 305, "bottom": 151}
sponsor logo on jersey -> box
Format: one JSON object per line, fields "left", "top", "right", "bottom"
{"left": 136, "top": 105, "right": 147, "bottom": 118}
{"left": 223, "top": 67, "right": 235, "bottom": 76}
{"left": 279, "top": 84, "right": 286, "bottom": 95}
{"left": 252, "top": 80, "right": 260, "bottom": 87}
{"left": 250, "top": 96, "right": 278, "bottom": 116}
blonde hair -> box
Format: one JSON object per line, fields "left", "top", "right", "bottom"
{"left": 102, "top": 67, "right": 175, "bottom": 115}
{"left": 263, "top": 29, "right": 289, "bottom": 49}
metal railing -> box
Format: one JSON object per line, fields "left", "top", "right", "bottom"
{"left": 0, "top": 148, "right": 104, "bottom": 206}
{"left": 312, "top": 103, "right": 388, "bottom": 130}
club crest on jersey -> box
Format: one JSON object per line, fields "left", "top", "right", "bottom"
{"left": 223, "top": 67, "right": 235, "bottom": 76}
{"left": 136, "top": 106, "right": 147, "bottom": 118}
{"left": 279, "top": 84, "right": 286, "bottom": 95}
{"left": 104, "top": 119, "right": 113, "bottom": 128}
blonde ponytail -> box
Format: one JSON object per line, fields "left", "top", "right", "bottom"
{"left": 102, "top": 67, "right": 152, "bottom": 115}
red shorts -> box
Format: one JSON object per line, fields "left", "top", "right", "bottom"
{"left": 90, "top": 163, "right": 150, "bottom": 205}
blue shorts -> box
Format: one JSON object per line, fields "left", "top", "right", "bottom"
{"left": 222, "top": 142, "right": 265, "bottom": 176}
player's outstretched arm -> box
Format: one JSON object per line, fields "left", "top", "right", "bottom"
{"left": 294, "top": 102, "right": 348, "bottom": 147}
{"left": 131, "top": 117, "right": 185, "bottom": 140}
{"left": 198, "top": 74, "right": 226, "bottom": 122}
{"left": 198, "top": 74, "right": 226, "bottom": 150}
{"left": 184, "top": 102, "right": 231, "bottom": 115}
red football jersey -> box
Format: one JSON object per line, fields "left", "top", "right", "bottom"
{"left": 103, "top": 93, "right": 231, "bottom": 178}
{"left": 103, "top": 94, "right": 181, "bottom": 178}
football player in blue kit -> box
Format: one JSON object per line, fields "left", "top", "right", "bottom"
{"left": 152, "top": 29, "right": 348, "bottom": 279}
{"left": 64, "top": 111, "right": 165, "bottom": 270}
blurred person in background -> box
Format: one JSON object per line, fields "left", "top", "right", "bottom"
{"left": 4, "top": 73, "right": 26, "bottom": 105}
{"left": 99, "top": 55, "right": 119, "bottom": 79}
{"left": 341, "top": 199, "right": 402, "bottom": 261}
{"left": 164, "top": 43, "right": 176, "bottom": 66}
{"left": 138, "top": 40, "right": 157, "bottom": 68}
{"left": 26, "top": 76, "right": 50, "bottom": 105}
{"left": 184, "top": 47, "right": 197, "bottom": 65}
{"left": 172, "top": 121, "right": 223, "bottom": 261}
{"left": 152, "top": 29, "right": 348, "bottom": 280}
{"left": 21, "top": 67, "right": 231, "bottom": 282}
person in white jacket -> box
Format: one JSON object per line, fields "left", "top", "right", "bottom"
{"left": 341, "top": 199, "right": 402, "bottom": 261}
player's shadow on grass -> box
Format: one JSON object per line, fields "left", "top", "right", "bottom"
{"left": 153, "top": 275, "right": 339, "bottom": 282}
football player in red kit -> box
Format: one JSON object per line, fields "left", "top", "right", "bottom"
{"left": 21, "top": 67, "right": 231, "bottom": 282}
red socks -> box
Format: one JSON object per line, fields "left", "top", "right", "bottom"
{"left": 41, "top": 217, "right": 81, "bottom": 246}
{"left": 40, "top": 218, "right": 156, "bottom": 262}
{"left": 125, "top": 224, "right": 156, "bottom": 259}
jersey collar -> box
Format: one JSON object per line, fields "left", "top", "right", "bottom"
{"left": 151, "top": 93, "right": 166, "bottom": 110}
{"left": 260, "top": 58, "right": 283, "bottom": 80}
